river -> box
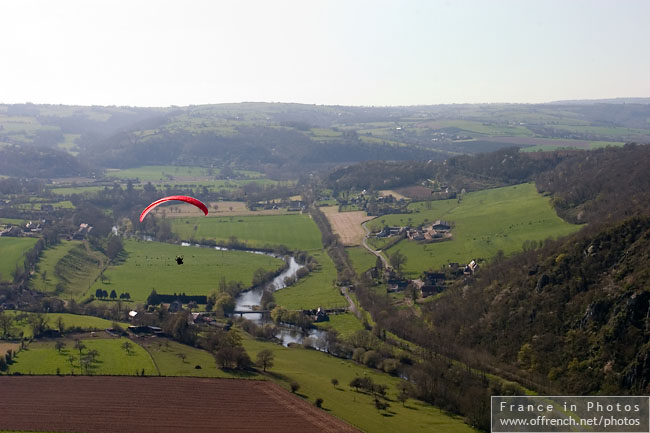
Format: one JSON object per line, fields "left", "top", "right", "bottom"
{"left": 178, "top": 241, "right": 328, "bottom": 348}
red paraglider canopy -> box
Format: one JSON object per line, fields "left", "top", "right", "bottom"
{"left": 139, "top": 195, "right": 209, "bottom": 222}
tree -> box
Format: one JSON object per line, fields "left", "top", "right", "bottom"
{"left": 74, "top": 339, "right": 85, "bottom": 357}
{"left": 331, "top": 378, "right": 339, "bottom": 388}
{"left": 374, "top": 397, "right": 390, "bottom": 412}
{"left": 290, "top": 381, "right": 300, "bottom": 393}
{"left": 0, "top": 311, "right": 14, "bottom": 339}
{"left": 56, "top": 316, "right": 65, "bottom": 333}
{"left": 215, "top": 347, "right": 232, "bottom": 371}
{"left": 314, "top": 397, "right": 324, "bottom": 408}
{"left": 106, "top": 236, "right": 124, "bottom": 260}
{"left": 256, "top": 349, "right": 274, "bottom": 372}
{"left": 349, "top": 377, "right": 363, "bottom": 392}
{"left": 29, "top": 314, "right": 49, "bottom": 338}
{"left": 109, "top": 289, "right": 117, "bottom": 300}
{"left": 176, "top": 353, "right": 187, "bottom": 363}
{"left": 389, "top": 250, "right": 407, "bottom": 274}
{"left": 55, "top": 341, "right": 66, "bottom": 352}
{"left": 95, "top": 288, "right": 103, "bottom": 299}
{"left": 405, "top": 283, "right": 419, "bottom": 303}
{"left": 147, "top": 289, "right": 160, "bottom": 306}
{"left": 121, "top": 341, "right": 133, "bottom": 355}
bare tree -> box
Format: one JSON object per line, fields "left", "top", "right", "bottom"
{"left": 256, "top": 349, "right": 274, "bottom": 372}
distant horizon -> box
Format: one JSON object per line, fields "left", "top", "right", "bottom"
{"left": 2, "top": 96, "right": 650, "bottom": 110}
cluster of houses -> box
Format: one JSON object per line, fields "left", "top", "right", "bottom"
{"left": 406, "top": 220, "right": 453, "bottom": 243}
{"left": 383, "top": 258, "right": 480, "bottom": 300}
{"left": 0, "top": 220, "right": 47, "bottom": 237}
{"left": 376, "top": 220, "right": 453, "bottom": 244}
{"left": 250, "top": 199, "right": 305, "bottom": 212}
{"left": 0, "top": 221, "right": 93, "bottom": 240}
{"left": 340, "top": 191, "right": 409, "bottom": 216}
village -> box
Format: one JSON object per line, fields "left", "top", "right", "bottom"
{"left": 375, "top": 219, "right": 454, "bottom": 243}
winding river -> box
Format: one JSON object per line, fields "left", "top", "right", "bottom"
{"left": 179, "top": 242, "right": 328, "bottom": 348}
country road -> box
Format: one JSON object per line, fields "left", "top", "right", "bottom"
{"left": 361, "top": 221, "right": 390, "bottom": 270}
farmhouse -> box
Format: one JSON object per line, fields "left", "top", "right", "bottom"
{"left": 421, "top": 285, "right": 444, "bottom": 298}
{"left": 387, "top": 277, "right": 409, "bottom": 292}
{"left": 406, "top": 221, "right": 453, "bottom": 243}
{"left": 128, "top": 325, "right": 164, "bottom": 335}
{"left": 464, "top": 260, "right": 480, "bottom": 275}
{"left": 376, "top": 226, "right": 405, "bottom": 238}
{"left": 72, "top": 223, "right": 93, "bottom": 240}
{"left": 432, "top": 220, "right": 451, "bottom": 231}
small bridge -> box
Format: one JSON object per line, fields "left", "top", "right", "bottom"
{"left": 231, "top": 310, "right": 270, "bottom": 317}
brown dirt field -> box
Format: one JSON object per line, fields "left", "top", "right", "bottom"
{"left": 0, "top": 376, "right": 361, "bottom": 433}
{"left": 0, "top": 342, "right": 19, "bottom": 354}
{"left": 321, "top": 206, "right": 373, "bottom": 246}
{"left": 151, "top": 201, "right": 296, "bottom": 218}
{"left": 393, "top": 185, "right": 433, "bottom": 200}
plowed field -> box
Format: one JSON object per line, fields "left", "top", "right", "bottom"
{"left": 321, "top": 206, "right": 373, "bottom": 246}
{"left": 0, "top": 376, "right": 361, "bottom": 433}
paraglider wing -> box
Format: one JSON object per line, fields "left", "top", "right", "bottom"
{"left": 139, "top": 195, "right": 209, "bottom": 222}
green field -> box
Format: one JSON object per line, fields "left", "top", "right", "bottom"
{"left": 49, "top": 185, "right": 109, "bottom": 195}
{"left": 170, "top": 214, "right": 322, "bottom": 251}
{"left": 33, "top": 240, "right": 81, "bottom": 293}
{"left": 9, "top": 337, "right": 157, "bottom": 376}
{"left": 139, "top": 338, "right": 257, "bottom": 379}
{"left": 0, "top": 218, "right": 26, "bottom": 225}
{"left": 5, "top": 312, "right": 124, "bottom": 339}
{"left": 33, "top": 242, "right": 105, "bottom": 298}
{"left": 346, "top": 246, "right": 379, "bottom": 275}
{"left": 0, "top": 237, "right": 37, "bottom": 282}
{"left": 243, "top": 336, "right": 477, "bottom": 433}
{"left": 368, "top": 183, "right": 580, "bottom": 277}
{"left": 273, "top": 251, "right": 346, "bottom": 310}
{"left": 105, "top": 165, "right": 216, "bottom": 181}
{"left": 15, "top": 200, "right": 75, "bottom": 210}
{"left": 314, "top": 313, "right": 365, "bottom": 338}
{"left": 89, "top": 240, "right": 285, "bottom": 302}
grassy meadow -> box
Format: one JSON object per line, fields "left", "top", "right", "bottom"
{"left": 273, "top": 251, "right": 346, "bottom": 310}
{"left": 5, "top": 312, "right": 123, "bottom": 339}
{"left": 32, "top": 241, "right": 105, "bottom": 298}
{"left": 9, "top": 337, "right": 156, "bottom": 376}
{"left": 314, "top": 313, "right": 365, "bottom": 339}
{"left": 0, "top": 237, "right": 37, "bottom": 282}
{"left": 138, "top": 338, "right": 257, "bottom": 379}
{"left": 243, "top": 336, "right": 478, "bottom": 433}
{"left": 367, "top": 183, "right": 580, "bottom": 277}
{"left": 170, "top": 213, "right": 322, "bottom": 251}
{"left": 105, "top": 165, "right": 216, "bottom": 181}
{"left": 346, "top": 246, "right": 379, "bottom": 275}
{"left": 32, "top": 240, "right": 81, "bottom": 293}
{"left": 89, "top": 240, "right": 285, "bottom": 301}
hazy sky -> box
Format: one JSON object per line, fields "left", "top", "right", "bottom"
{"left": 1, "top": 0, "right": 649, "bottom": 107}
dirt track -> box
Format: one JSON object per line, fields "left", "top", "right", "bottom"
{"left": 321, "top": 207, "right": 373, "bottom": 246}
{"left": 0, "top": 376, "right": 361, "bottom": 433}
